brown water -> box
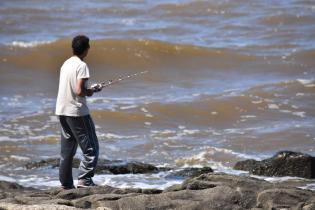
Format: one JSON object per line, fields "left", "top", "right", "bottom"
{"left": 0, "top": 0, "right": 315, "bottom": 189}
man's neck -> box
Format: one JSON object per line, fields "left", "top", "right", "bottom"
{"left": 74, "top": 55, "right": 84, "bottom": 61}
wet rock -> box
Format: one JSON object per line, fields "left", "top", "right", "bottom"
{"left": 234, "top": 151, "right": 315, "bottom": 178}
{"left": 0, "top": 181, "right": 24, "bottom": 190}
{"left": 25, "top": 158, "right": 158, "bottom": 174}
{"left": 25, "top": 158, "right": 61, "bottom": 169}
{"left": 0, "top": 173, "right": 315, "bottom": 210}
{"left": 97, "top": 160, "right": 158, "bottom": 174}
{"left": 166, "top": 167, "right": 213, "bottom": 179}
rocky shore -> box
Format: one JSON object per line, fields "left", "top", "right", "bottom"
{"left": 0, "top": 151, "right": 314, "bottom": 210}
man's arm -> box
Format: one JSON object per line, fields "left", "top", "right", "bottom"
{"left": 76, "top": 78, "right": 94, "bottom": 97}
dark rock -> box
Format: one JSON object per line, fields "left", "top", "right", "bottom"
{"left": 233, "top": 159, "right": 260, "bottom": 172}
{"left": 25, "top": 158, "right": 61, "bottom": 169}
{"left": 140, "top": 188, "right": 163, "bottom": 194}
{"left": 97, "top": 160, "right": 158, "bottom": 174}
{"left": 164, "top": 184, "right": 183, "bottom": 192}
{"left": 166, "top": 167, "right": 213, "bottom": 179}
{"left": 234, "top": 151, "right": 315, "bottom": 178}
{"left": 185, "top": 180, "right": 217, "bottom": 190}
{"left": 25, "top": 158, "right": 159, "bottom": 174}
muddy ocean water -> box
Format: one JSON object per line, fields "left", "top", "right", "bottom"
{"left": 0, "top": 0, "right": 315, "bottom": 189}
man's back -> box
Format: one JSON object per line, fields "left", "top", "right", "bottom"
{"left": 55, "top": 56, "right": 90, "bottom": 116}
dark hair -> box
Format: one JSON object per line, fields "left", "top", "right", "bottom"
{"left": 72, "top": 35, "right": 90, "bottom": 55}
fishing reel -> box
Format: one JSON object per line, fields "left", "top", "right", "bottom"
{"left": 90, "top": 83, "right": 103, "bottom": 92}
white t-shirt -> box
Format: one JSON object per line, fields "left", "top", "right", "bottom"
{"left": 55, "top": 56, "right": 90, "bottom": 116}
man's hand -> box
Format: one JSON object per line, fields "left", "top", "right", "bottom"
{"left": 90, "top": 83, "right": 103, "bottom": 92}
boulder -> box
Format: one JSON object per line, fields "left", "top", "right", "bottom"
{"left": 234, "top": 151, "right": 315, "bottom": 178}
{"left": 166, "top": 167, "right": 213, "bottom": 179}
{"left": 97, "top": 160, "right": 158, "bottom": 174}
{"left": 25, "top": 158, "right": 158, "bottom": 175}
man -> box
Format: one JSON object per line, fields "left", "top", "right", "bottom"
{"left": 55, "top": 35, "right": 102, "bottom": 189}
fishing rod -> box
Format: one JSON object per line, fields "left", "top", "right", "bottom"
{"left": 91, "top": 70, "right": 148, "bottom": 91}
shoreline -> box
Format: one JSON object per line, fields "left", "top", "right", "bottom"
{"left": 0, "top": 151, "right": 314, "bottom": 209}
{"left": 0, "top": 172, "right": 314, "bottom": 210}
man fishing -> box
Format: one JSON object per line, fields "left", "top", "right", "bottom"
{"left": 55, "top": 35, "right": 148, "bottom": 189}
{"left": 55, "top": 35, "right": 102, "bottom": 189}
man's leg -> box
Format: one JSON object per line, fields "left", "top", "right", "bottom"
{"left": 65, "top": 115, "right": 99, "bottom": 186}
{"left": 59, "top": 116, "right": 78, "bottom": 188}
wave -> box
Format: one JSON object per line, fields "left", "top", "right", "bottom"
{"left": 87, "top": 79, "right": 314, "bottom": 127}
{"left": 0, "top": 38, "right": 260, "bottom": 74}
{"left": 260, "top": 14, "right": 315, "bottom": 26}
{"left": 2, "top": 38, "right": 314, "bottom": 75}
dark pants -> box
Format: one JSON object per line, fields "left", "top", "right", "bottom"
{"left": 58, "top": 115, "right": 99, "bottom": 187}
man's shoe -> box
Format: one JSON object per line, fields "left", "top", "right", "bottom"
{"left": 77, "top": 178, "right": 97, "bottom": 188}
{"left": 61, "top": 185, "right": 75, "bottom": 190}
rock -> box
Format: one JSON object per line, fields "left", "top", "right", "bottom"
{"left": 0, "top": 173, "right": 314, "bottom": 210}
{"left": 166, "top": 167, "right": 213, "bottom": 179}
{"left": 0, "top": 181, "right": 25, "bottom": 190}
{"left": 97, "top": 160, "right": 158, "bottom": 174}
{"left": 256, "top": 188, "right": 313, "bottom": 210}
{"left": 25, "top": 158, "right": 158, "bottom": 174}
{"left": 25, "top": 158, "right": 61, "bottom": 169}
{"left": 234, "top": 151, "right": 315, "bottom": 178}
{"left": 0, "top": 203, "right": 82, "bottom": 210}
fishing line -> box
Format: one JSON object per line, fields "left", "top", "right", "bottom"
{"left": 91, "top": 71, "right": 148, "bottom": 91}
{"left": 101, "top": 70, "right": 148, "bottom": 88}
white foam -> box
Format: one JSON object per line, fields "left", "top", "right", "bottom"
{"left": 224, "top": 128, "right": 245, "bottom": 135}
{"left": 292, "top": 111, "right": 306, "bottom": 118}
{"left": 279, "top": 109, "right": 291, "bottom": 113}
{"left": 297, "top": 79, "right": 313, "bottom": 85}
{"left": 119, "top": 105, "right": 138, "bottom": 110}
{"left": 99, "top": 132, "right": 139, "bottom": 140}
{"left": 144, "top": 122, "right": 152, "bottom": 126}
{"left": 0, "top": 136, "right": 10, "bottom": 142}
{"left": 213, "top": 147, "right": 261, "bottom": 160}
{"left": 145, "top": 113, "right": 154, "bottom": 118}
{"left": 88, "top": 97, "right": 110, "bottom": 103}
{"left": 141, "top": 107, "right": 149, "bottom": 113}
{"left": 151, "top": 129, "right": 176, "bottom": 135}
{"left": 182, "top": 129, "right": 200, "bottom": 135}
{"left": 241, "top": 115, "right": 256, "bottom": 119}
{"left": 297, "top": 79, "right": 315, "bottom": 87}
{"left": 175, "top": 146, "right": 262, "bottom": 168}
{"left": 0, "top": 175, "right": 16, "bottom": 183}
{"left": 18, "top": 177, "right": 60, "bottom": 189}
{"left": 268, "top": 104, "right": 279, "bottom": 109}
{"left": 9, "top": 40, "right": 53, "bottom": 48}
{"left": 121, "top": 18, "right": 136, "bottom": 26}
{"left": 10, "top": 155, "right": 30, "bottom": 161}
{"left": 178, "top": 125, "right": 186, "bottom": 129}
{"left": 49, "top": 116, "right": 59, "bottom": 122}
{"left": 251, "top": 100, "right": 263, "bottom": 104}
{"left": 299, "top": 183, "right": 315, "bottom": 191}
{"left": 95, "top": 173, "right": 183, "bottom": 190}
{"left": 251, "top": 174, "right": 304, "bottom": 183}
